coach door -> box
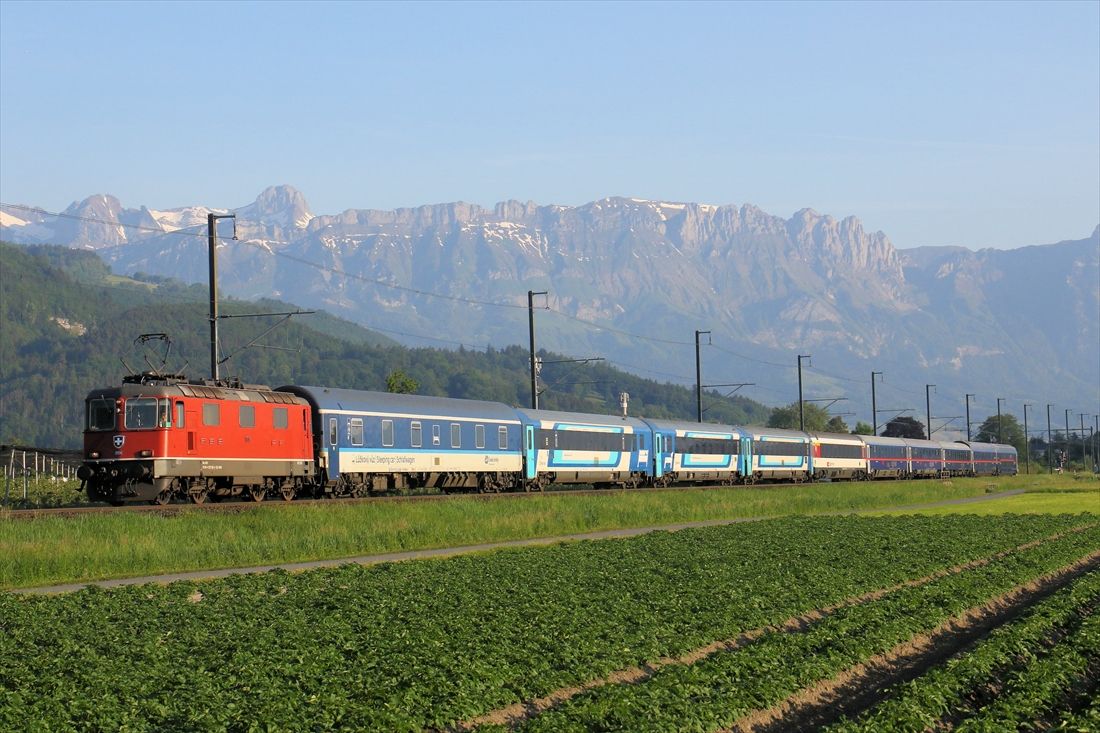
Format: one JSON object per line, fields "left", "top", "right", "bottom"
{"left": 654, "top": 433, "right": 665, "bottom": 478}
{"left": 524, "top": 425, "right": 537, "bottom": 480}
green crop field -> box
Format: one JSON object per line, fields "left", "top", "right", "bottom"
{"left": 2, "top": 514, "right": 1098, "bottom": 731}
{"left": 0, "top": 475, "right": 1081, "bottom": 589}
{"left": 825, "top": 569, "right": 1100, "bottom": 732}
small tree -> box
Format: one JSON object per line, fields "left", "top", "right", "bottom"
{"left": 973, "top": 413, "right": 1026, "bottom": 455}
{"left": 882, "top": 416, "right": 926, "bottom": 440}
{"left": 852, "top": 421, "right": 874, "bottom": 436}
{"left": 824, "top": 416, "right": 849, "bottom": 433}
{"left": 385, "top": 369, "right": 419, "bottom": 394}
{"left": 767, "top": 402, "right": 832, "bottom": 431}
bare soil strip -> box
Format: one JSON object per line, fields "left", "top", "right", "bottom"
{"left": 449, "top": 523, "right": 1097, "bottom": 732}
{"left": 721, "top": 550, "right": 1100, "bottom": 733}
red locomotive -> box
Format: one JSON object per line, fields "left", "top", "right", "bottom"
{"left": 78, "top": 372, "right": 315, "bottom": 505}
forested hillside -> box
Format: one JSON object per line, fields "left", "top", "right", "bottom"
{"left": 0, "top": 243, "right": 770, "bottom": 448}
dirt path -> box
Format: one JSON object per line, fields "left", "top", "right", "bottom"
{"left": 9, "top": 488, "right": 1026, "bottom": 595}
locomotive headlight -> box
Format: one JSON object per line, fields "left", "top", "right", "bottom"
{"left": 88, "top": 451, "right": 100, "bottom": 459}
{"left": 137, "top": 449, "right": 153, "bottom": 458}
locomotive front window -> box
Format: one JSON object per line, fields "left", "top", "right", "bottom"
{"left": 124, "top": 398, "right": 161, "bottom": 430}
{"left": 87, "top": 399, "right": 116, "bottom": 431}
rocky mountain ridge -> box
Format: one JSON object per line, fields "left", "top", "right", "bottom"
{"left": 2, "top": 186, "right": 1096, "bottom": 424}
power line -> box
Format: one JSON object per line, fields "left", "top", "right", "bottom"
{"left": 708, "top": 343, "right": 792, "bottom": 368}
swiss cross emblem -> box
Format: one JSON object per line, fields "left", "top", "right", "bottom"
{"left": 113, "top": 435, "right": 125, "bottom": 449}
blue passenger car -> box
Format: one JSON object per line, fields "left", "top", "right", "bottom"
{"left": 515, "top": 408, "right": 653, "bottom": 489}
{"left": 964, "top": 441, "right": 1018, "bottom": 476}
{"left": 743, "top": 426, "right": 811, "bottom": 482}
{"left": 281, "top": 386, "right": 523, "bottom": 494}
{"left": 903, "top": 438, "right": 945, "bottom": 478}
{"left": 641, "top": 418, "right": 746, "bottom": 485}
{"left": 862, "top": 435, "right": 909, "bottom": 478}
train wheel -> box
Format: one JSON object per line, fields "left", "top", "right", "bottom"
{"left": 151, "top": 488, "right": 172, "bottom": 506}
{"left": 247, "top": 485, "right": 266, "bottom": 502}
{"left": 280, "top": 483, "right": 296, "bottom": 502}
{"left": 189, "top": 487, "right": 209, "bottom": 505}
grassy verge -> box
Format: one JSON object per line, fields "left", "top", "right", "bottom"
{"left": 875, "top": 486, "right": 1099, "bottom": 517}
{"left": 0, "top": 475, "right": 1086, "bottom": 589}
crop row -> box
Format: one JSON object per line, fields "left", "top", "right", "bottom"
{"left": 825, "top": 567, "right": 1100, "bottom": 731}
{"left": 508, "top": 528, "right": 1100, "bottom": 732}
{"left": 1, "top": 514, "right": 1097, "bottom": 732}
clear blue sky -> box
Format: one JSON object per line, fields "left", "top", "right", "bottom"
{"left": 1, "top": 0, "right": 1097, "bottom": 249}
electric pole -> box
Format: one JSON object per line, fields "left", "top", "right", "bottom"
{"left": 871, "top": 371, "right": 882, "bottom": 436}
{"left": 1023, "top": 403, "right": 1031, "bottom": 475}
{"left": 997, "top": 397, "right": 1005, "bottom": 444}
{"left": 528, "top": 290, "right": 547, "bottom": 409}
{"left": 1047, "top": 404, "right": 1054, "bottom": 474}
{"left": 695, "top": 330, "right": 711, "bottom": 422}
{"left": 1065, "top": 409, "right": 1072, "bottom": 467}
{"left": 797, "top": 355, "right": 811, "bottom": 431}
{"left": 925, "top": 384, "right": 935, "bottom": 440}
{"left": 965, "top": 393, "right": 974, "bottom": 441}
{"left": 207, "top": 212, "right": 236, "bottom": 382}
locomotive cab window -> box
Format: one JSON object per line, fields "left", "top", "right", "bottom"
{"left": 382, "top": 419, "right": 394, "bottom": 447}
{"left": 125, "top": 398, "right": 163, "bottom": 430}
{"left": 87, "top": 398, "right": 116, "bottom": 431}
{"left": 175, "top": 401, "right": 185, "bottom": 429}
{"left": 273, "top": 407, "right": 288, "bottom": 429}
{"left": 239, "top": 404, "right": 255, "bottom": 428}
{"left": 411, "top": 421, "right": 422, "bottom": 448}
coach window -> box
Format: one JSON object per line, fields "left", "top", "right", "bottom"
{"left": 350, "top": 418, "right": 364, "bottom": 447}
{"left": 202, "top": 402, "right": 220, "bottom": 427}
{"left": 273, "top": 407, "right": 288, "bottom": 430}
{"left": 239, "top": 404, "right": 256, "bottom": 428}
{"left": 475, "top": 424, "right": 485, "bottom": 449}
{"left": 411, "top": 421, "right": 422, "bottom": 448}
{"left": 498, "top": 426, "right": 508, "bottom": 450}
{"left": 382, "top": 419, "right": 394, "bottom": 447}
{"left": 175, "top": 401, "right": 185, "bottom": 429}
{"left": 328, "top": 417, "right": 337, "bottom": 447}
{"left": 432, "top": 425, "right": 441, "bottom": 446}
{"left": 451, "top": 423, "right": 461, "bottom": 448}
